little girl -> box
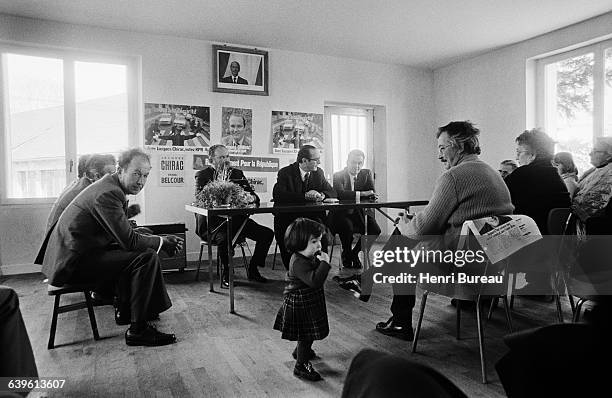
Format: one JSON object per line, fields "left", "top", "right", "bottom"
{"left": 273, "top": 218, "right": 331, "bottom": 381}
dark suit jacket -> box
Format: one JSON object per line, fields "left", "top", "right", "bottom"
{"left": 194, "top": 167, "right": 259, "bottom": 238}
{"left": 35, "top": 177, "right": 93, "bottom": 265}
{"left": 272, "top": 162, "right": 336, "bottom": 222}
{"left": 333, "top": 168, "right": 375, "bottom": 200}
{"left": 333, "top": 168, "right": 375, "bottom": 218}
{"left": 220, "top": 75, "right": 248, "bottom": 84}
{"left": 504, "top": 159, "right": 570, "bottom": 234}
{"left": 41, "top": 173, "right": 161, "bottom": 285}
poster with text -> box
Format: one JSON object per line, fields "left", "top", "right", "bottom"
{"left": 159, "top": 154, "right": 185, "bottom": 186}
{"left": 221, "top": 107, "right": 252, "bottom": 155}
{"left": 271, "top": 111, "right": 323, "bottom": 154}
{"left": 145, "top": 103, "right": 210, "bottom": 151}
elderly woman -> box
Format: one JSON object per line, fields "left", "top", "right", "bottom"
{"left": 572, "top": 137, "right": 612, "bottom": 235}
{"left": 552, "top": 152, "right": 579, "bottom": 198}
{"left": 376, "top": 121, "right": 514, "bottom": 341}
{"left": 504, "top": 129, "right": 570, "bottom": 234}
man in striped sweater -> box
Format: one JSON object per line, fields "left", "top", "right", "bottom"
{"left": 376, "top": 121, "right": 514, "bottom": 341}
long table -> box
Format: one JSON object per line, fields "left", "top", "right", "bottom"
{"left": 185, "top": 199, "right": 428, "bottom": 313}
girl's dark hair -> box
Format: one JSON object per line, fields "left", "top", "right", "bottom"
{"left": 284, "top": 218, "right": 326, "bottom": 253}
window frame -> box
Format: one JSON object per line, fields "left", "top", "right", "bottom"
{"left": 0, "top": 42, "right": 141, "bottom": 205}
{"left": 323, "top": 105, "right": 375, "bottom": 179}
{"left": 535, "top": 38, "right": 612, "bottom": 145}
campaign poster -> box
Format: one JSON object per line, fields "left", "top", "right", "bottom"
{"left": 159, "top": 154, "right": 185, "bottom": 187}
{"left": 145, "top": 103, "right": 210, "bottom": 152}
{"left": 271, "top": 111, "right": 324, "bottom": 154}
{"left": 221, "top": 107, "right": 252, "bottom": 155}
{"left": 192, "top": 154, "right": 279, "bottom": 172}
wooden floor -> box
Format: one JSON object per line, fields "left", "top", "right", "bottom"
{"left": 3, "top": 253, "right": 573, "bottom": 398}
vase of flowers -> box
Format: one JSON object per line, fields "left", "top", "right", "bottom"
{"left": 194, "top": 176, "right": 252, "bottom": 209}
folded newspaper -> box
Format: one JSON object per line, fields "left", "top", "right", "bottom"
{"left": 458, "top": 215, "right": 542, "bottom": 264}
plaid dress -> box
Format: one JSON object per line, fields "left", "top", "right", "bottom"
{"left": 273, "top": 254, "right": 330, "bottom": 341}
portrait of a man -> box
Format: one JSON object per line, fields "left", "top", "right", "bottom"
{"left": 220, "top": 61, "right": 248, "bottom": 84}
{"left": 221, "top": 107, "right": 253, "bottom": 155}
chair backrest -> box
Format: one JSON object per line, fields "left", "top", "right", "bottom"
{"left": 547, "top": 208, "right": 571, "bottom": 235}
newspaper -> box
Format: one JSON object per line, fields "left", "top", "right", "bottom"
{"left": 458, "top": 215, "right": 542, "bottom": 264}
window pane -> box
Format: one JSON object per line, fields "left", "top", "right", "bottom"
{"left": 75, "top": 61, "right": 128, "bottom": 157}
{"left": 605, "top": 47, "right": 612, "bottom": 137}
{"left": 330, "top": 112, "right": 369, "bottom": 173}
{"left": 4, "top": 54, "right": 65, "bottom": 198}
{"left": 545, "top": 53, "right": 594, "bottom": 174}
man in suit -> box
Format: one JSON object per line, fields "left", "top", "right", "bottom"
{"left": 220, "top": 61, "right": 248, "bottom": 84}
{"left": 195, "top": 144, "right": 272, "bottom": 288}
{"left": 330, "top": 149, "right": 381, "bottom": 268}
{"left": 41, "top": 148, "right": 183, "bottom": 347}
{"left": 35, "top": 153, "right": 117, "bottom": 265}
{"left": 272, "top": 145, "right": 336, "bottom": 269}
{"left": 221, "top": 113, "right": 252, "bottom": 148}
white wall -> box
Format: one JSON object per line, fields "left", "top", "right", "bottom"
{"left": 433, "top": 12, "right": 612, "bottom": 167}
{"left": 0, "top": 14, "right": 436, "bottom": 272}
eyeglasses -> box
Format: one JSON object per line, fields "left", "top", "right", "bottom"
{"left": 307, "top": 157, "right": 321, "bottom": 163}
{"left": 590, "top": 149, "right": 606, "bottom": 155}
{"left": 516, "top": 149, "right": 529, "bottom": 155}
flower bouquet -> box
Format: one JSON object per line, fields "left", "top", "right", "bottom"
{"left": 194, "top": 179, "right": 253, "bottom": 209}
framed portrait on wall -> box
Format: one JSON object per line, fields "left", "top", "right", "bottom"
{"left": 213, "top": 45, "right": 268, "bottom": 96}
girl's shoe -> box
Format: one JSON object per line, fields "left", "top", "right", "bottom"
{"left": 293, "top": 361, "right": 322, "bottom": 381}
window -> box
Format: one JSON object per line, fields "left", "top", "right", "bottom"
{"left": 537, "top": 39, "right": 612, "bottom": 173}
{"left": 1, "top": 46, "right": 137, "bottom": 202}
{"left": 324, "top": 107, "right": 374, "bottom": 175}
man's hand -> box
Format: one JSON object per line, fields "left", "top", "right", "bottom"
{"left": 316, "top": 251, "right": 330, "bottom": 263}
{"left": 127, "top": 204, "right": 141, "bottom": 219}
{"left": 360, "top": 190, "right": 378, "bottom": 200}
{"left": 161, "top": 235, "right": 184, "bottom": 257}
{"left": 305, "top": 190, "right": 323, "bottom": 201}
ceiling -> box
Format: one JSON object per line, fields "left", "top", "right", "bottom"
{"left": 1, "top": 0, "right": 611, "bottom": 69}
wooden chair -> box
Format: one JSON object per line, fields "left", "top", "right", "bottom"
{"left": 47, "top": 283, "right": 101, "bottom": 349}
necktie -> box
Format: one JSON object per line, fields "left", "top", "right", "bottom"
{"left": 303, "top": 172, "right": 310, "bottom": 192}
{"left": 233, "top": 77, "right": 237, "bottom": 83}
{"left": 352, "top": 176, "right": 357, "bottom": 191}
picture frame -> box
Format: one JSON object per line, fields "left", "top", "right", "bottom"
{"left": 212, "top": 45, "right": 269, "bottom": 96}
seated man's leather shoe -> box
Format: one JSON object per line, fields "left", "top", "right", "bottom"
{"left": 125, "top": 324, "right": 176, "bottom": 346}
{"left": 220, "top": 271, "right": 230, "bottom": 289}
{"left": 375, "top": 317, "right": 414, "bottom": 341}
{"left": 339, "top": 279, "right": 361, "bottom": 297}
{"left": 293, "top": 361, "right": 322, "bottom": 381}
{"left": 247, "top": 268, "right": 268, "bottom": 283}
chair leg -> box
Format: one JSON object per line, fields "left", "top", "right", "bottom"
{"left": 573, "top": 298, "right": 585, "bottom": 323}
{"left": 83, "top": 291, "right": 100, "bottom": 341}
{"left": 487, "top": 297, "right": 499, "bottom": 320}
{"left": 272, "top": 242, "right": 277, "bottom": 270}
{"left": 330, "top": 239, "right": 336, "bottom": 268}
{"left": 412, "top": 291, "right": 428, "bottom": 353}
{"left": 240, "top": 244, "right": 249, "bottom": 271}
{"left": 476, "top": 298, "right": 488, "bottom": 384}
{"left": 195, "top": 243, "right": 204, "bottom": 281}
{"left": 568, "top": 294, "right": 576, "bottom": 315}
{"left": 48, "top": 294, "right": 61, "bottom": 349}
{"left": 456, "top": 299, "right": 461, "bottom": 340}
{"left": 502, "top": 295, "right": 513, "bottom": 333}
{"left": 555, "top": 294, "right": 564, "bottom": 323}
